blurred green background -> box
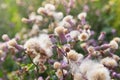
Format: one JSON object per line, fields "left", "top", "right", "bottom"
{"left": 0, "top": 0, "right": 43, "bottom": 38}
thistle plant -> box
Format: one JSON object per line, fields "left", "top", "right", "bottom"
{"left": 0, "top": 1, "right": 120, "bottom": 80}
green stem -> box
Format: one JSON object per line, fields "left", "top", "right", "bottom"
{"left": 27, "top": 55, "right": 39, "bottom": 78}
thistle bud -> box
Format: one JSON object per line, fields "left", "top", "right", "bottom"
{"left": 98, "top": 32, "right": 106, "bottom": 41}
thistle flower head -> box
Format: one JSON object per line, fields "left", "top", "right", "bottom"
{"left": 53, "top": 12, "right": 63, "bottom": 21}
{"left": 78, "top": 32, "right": 89, "bottom": 41}
{"left": 78, "top": 12, "right": 87, "bottom": 20}
{"left": 100, "top": 57, "right": 118, "bottom": 68}
{"left": 53, "top": 62, "right": 61, "bottom": 69}
{"left": 38, "top": 34, "right": 53, "bottom": 57}
{"left": 73, "top": 73, "right": 84, "bottom": 80}
{"left": 63, "top": 15, "right": 73, "bottom": 22}
{"left": 86, "top": 67, "right": 110, "bottom": 80}
{"left": 79, "top": 59, "right": 95, "bottom": 74}
{"left": 2, "top": 34, "right": 10, "bottom": 41}
{"left": 24, "top": 38, "right": 40, "bottom": 52}
{"left": 83, "top": 24, "right": 91, "bottom": 30}
{"left": 33, "top": 54, "right": 41, "bottom": 65}
{"left": 112, "top": 54, "right": 120, "bottom": 61}
{"left": 109, "top": 40, "right": 118, "bottom": 49}
{"left": 69, "top": 30, "right": 80, "bottom": 40}
{"left": 67, "top": 50, "right": 79, "bottom": 61}
{"left": 54, "top": 26, "right": 65, "bottom": 35}
{"left": 44, "top": 4, "right": 56, "bottom": 11}
{"left": 37, "top": 7, "right": 46, "bottom": 15}
{"left": 55, "top": 69, "right": 63, "bottom": 79}
{"left": 7, "top": 39, "right": 17, "bottom": 47}
{"left": 113, "top": 37, "right": 120, "bottom": 43}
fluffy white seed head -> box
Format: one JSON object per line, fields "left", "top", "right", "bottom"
{"left": 87, "top": 46, "right": 95, "bottom": 53}
{"left": 29, "top": 12, "right": 43, "bottom": 22}
{"left": 62, "top": 21, "right": 71, "bottom": 28}
{"left": 8, "top": 39, "right": 17, "bottom": 47}
{"left": 24, "top": 38, "right": 40, "bottom": 51}
{"left": 35, "top": 15, "right": 43, "bottom": 22}
{"left": 69, "top": 30, "right": 80, "bottom": 39}
{"left": 78, "top": 12, "right": 87, "bottom": 20}
{"left": 21, "top": 17, "right": 29, "bottom": 23}
{"left": 86, "top": 67, "right": 110, "bottom": 80}
{"left": 54, "top": 26, "right": 65, "bottom": 35}
{"left": 67, "top": 50, "right": 79, "bottom": 61}
{"left": 63, "top": 15, "right": 73, "bottom": 22}
{"left": 84, "top": 24, "right": 91, "bottom": 30}
{"left": 73, "top": 73, "right": 84, "bottom": 80}
{"left": 80, "top": 43, "right": 87, "bottom": 48}
{"left": 112, "top": 54, "right": 120, "bottom": 61}
{"left": 77, "top": 54, "right": 84, "bottom": 61}
{"left": 37, "top": 7, "right": 46, "bottom": 14}
{"left": 2, "top": 34, "right": 9, "bottom": 41}
{"left": 113, "top": 37, "right": 120, "bottom": 43}
{"left": 55, "top": 69, "right": 63, "bottom": 78}
{"left": 53, "top": 62, "right": 61, "bottom": 69}
{"left": 29, "top": 12, "right": 36, "bottom": 21}
{"left": 44, "top": 4, "right": 55, "bottom": 11}
{"left": 53, "top": 12, "right": 63, "bottom": 21}
{"left": 38, "top": 34, "right": 53, "bottom": 57}
{"left": 78, "top": 32, "right": 89, "bottom": 41}
{"left": 79, "top": 59, "right": 95, "bottom": 74}
{"left": 33, "top": 54, "right": 40, "bottom": 65}
{"left": 100, "top": 57, "right": 118, "bottom": 68}
{"left": 109, "top": 40, "right": 118, "bottom": 49}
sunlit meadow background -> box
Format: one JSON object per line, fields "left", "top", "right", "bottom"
{"left": 0, "top": 0, "right": 120, "bottom": 79}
